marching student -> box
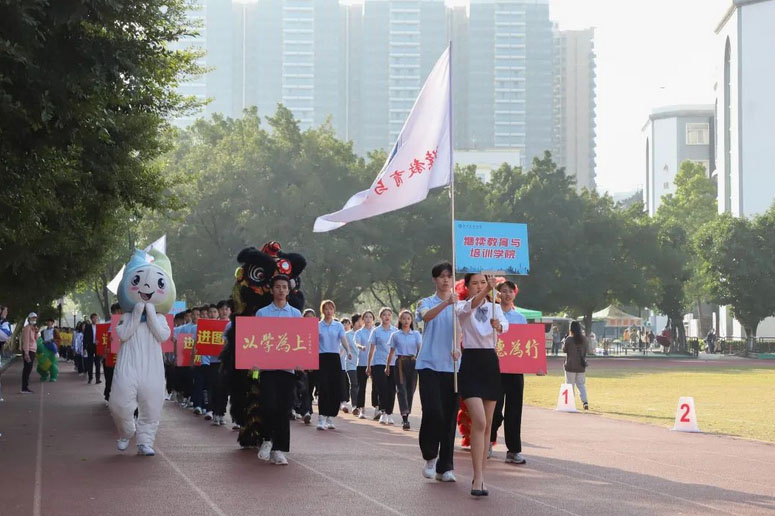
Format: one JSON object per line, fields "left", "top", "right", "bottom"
{"left": 103, "top": 303, "right": 123, "bottom": 403}
{"left": 489, "top": 280, "right": 542, "bottom": 465}
{"left": 295, "top": 309, "right": 318, "bottom": 424}
{"left": 386, "top": 309, "right": 421, "bottom": 430}
{"left": 366, "top": 308, "right": 398, "bottom": 425}
{"left": 21, "top": 313, "right": 39, "bottom": 394}
{"left": 353, "top": 310, "right": 374, "bottom": 419}
{"left": 341, "top": 314, "right": 361, "bottom": 414}
{"left": 191, "top": 306, "right": 209, "bottom": 416}
{"left": 73, "top": 322, "right": 85, "bottom": 375}
{"left": 204, "top": 303, "right": 221, "bottom": 421}
{"left": 317, "top": 300, "right": 353, "bottom": 430}
{"left": 83, "top": 313, "right": 102, "bottom": 385}
{"left": 212, "top": 300, "right": 233, "bottom": 426}
{"left": 456, "top": 273, "right": 509, "bottom": 497}
{"left": 255, "top": 275, "right": 301, "bottom": 465}
{"left": 165, "top": 312, "right": 184, "bottom": 402}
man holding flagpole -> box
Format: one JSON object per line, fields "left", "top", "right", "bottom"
{"left": 314, "top": 45, "right": 462, "bottom": 483}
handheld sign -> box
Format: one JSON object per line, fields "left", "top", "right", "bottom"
{"left": 195, "top": 319, "right": 229, "bottom": 356}
{"left": 176, "top": 332, "right": 201, "bottom": 367}
{"left": 95, "top": 323, "right": 111, "bottom": 357}
{"left": 496, "top": 323, "right": 547, "bottom": 374}
{"left": 454, "top": 220, "right": 529, "bottom": 275}
{"left": 109, "top": 314, "right": 122, "bottom": 353}
{"left": 161, "top": 314, "right": 174, "bottom": 353}
{"left": 672, "top": 397, "right": 701, "bottom": 433}
{"left": 556, "top": 383, "right": 578, "bottom": 412}
{"left": 235, "top": 316, "right": 319, "bottom": 371}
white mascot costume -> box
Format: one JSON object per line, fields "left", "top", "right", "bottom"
{"left": 109, "top": 248, "right": 175, "bottom": 456}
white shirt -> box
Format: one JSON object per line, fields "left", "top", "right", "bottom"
{"left": 455, "top": 299, "right": 509, "bottom": 350}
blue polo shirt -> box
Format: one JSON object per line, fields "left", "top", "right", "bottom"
{"left": 390, "top": 330, "right": 421, "bottom": 356}
{"left": 255, "top": 302, "right": 302, "bottom": 373}
{"left": 341, "top": 330, "right": 358, "bottom": 370}
{"left": 369, "top": 325, "right": 397, "bottom": 366}
{"left": 503, "top": 308, "right": 527, "bottom": 325}
{"left": 415, "top": 294, "right": 457, "bottom": 373}
{"left": 319, "top": 319, "right": 346, "bottom": 354}
{"left": 355, "top": 327, "right": 373, "bottom": 366}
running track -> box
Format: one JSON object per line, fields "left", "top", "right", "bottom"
{"left": 1, "top": 360, "right": 773, "bottom": 516}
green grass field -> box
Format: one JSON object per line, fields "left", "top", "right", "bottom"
{"left": 523, "top": 363, "right": 775, "bottom": 443}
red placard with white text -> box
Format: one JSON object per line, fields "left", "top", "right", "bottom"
{"left": 95, "top": 323, "right": 111, "bottom": 357}
{"left": 235, "top": 316, "right": 318, "bottom": 370}
{"left": 109, "top": 314, "right": 122, "bottom": 353}
{"left": 195, "top": 319, "right": 228, "bottom": 356}
{"left": 161, "top": 314, "right": 174, "bottom": 353}
{"left": 496, "top": 323, "right": 547, "bottom": 374}
{"left": 175, "top": 332, "right": 201, "bottom": 367}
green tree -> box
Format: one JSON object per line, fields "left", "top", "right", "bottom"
{"left": 0, "top": 0, "right": 202, "bottom": 316}
{"left": 695, "top": 207, "right": 775, "bottom": 351}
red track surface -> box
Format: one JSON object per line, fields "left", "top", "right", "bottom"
{"left": 1, "top": 360, "right": 774, "bottom": 516}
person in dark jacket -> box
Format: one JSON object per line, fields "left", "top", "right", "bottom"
{"left": 563, "top": 321, "right": 588, "bottom": 410}
{"left": 82, "top": 313, "right": 102, "bottom": 384}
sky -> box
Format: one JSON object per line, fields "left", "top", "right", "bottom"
{"left": 548, "top": 0, "right": 730, "bottom": 195}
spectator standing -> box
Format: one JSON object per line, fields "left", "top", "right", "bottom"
{"left": 21, "top": 313, "right": 39, "bottom": 393}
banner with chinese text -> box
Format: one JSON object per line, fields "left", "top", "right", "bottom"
{"left": 235, "top": 317, "right": 318, "bottom": 370}
{"left": 109, "top": 314, "right": 122, "bottom": 353}
{"left": 161, "top": 314, "right": 174, "bottom": 353}
{"left": 454, "top": 220, "right": 529, "bottom": 275}
{"left": 95, "top": 323, "right": 111, "bottom": 356}
{"left": 496, "top": 323, "right": 547, "bottom": 374}
{"left": 175, "top": 332, "right": 201, "bottom": 367}
{"left": 108, "top": 313, "right": 174, "bottom": 353}
{"left": 195, "top": 319, "right": 228, "bottom": 356}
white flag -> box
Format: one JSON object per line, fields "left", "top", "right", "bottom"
{"left": 314, "top": 47, "right": 451, "bottom": 232}
{"left": 106, "top": 234, "right": 167, "bottom": 294}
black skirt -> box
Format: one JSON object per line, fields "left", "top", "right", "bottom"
{"left": 458, "top": 348, "right": 501, "bottom": 401}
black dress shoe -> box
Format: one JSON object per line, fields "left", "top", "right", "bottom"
{"left": 96, "top": 380, "right": 102, "bottom": 384}
{"left": 471, "top": 481, "right": 486, "bottom": 497}
{"left": 88, "top": 379, "right": 92, "bottom": 384}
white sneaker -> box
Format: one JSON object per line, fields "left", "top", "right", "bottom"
{"left": 422, "top": 458, "right": 437, "bottom": 479}
{"left": 435, "top": 470, "right": 456, "bottom": 482}
{"left": 193, "top": 407, "right": 203, "bottom": 415}
{"left": 164, "top": 392, "right": 173, "bottom": 401}
{"left": 219, "top": 417, "right": 226, "bottom": 426}
{"left": 117, "top": 439, "right": 130, "bottom": 452}
{"left": 325, "top": 416, "right": 336, "bottom": 430}
{"left": 386, "top": 415, "right": 395, "bottom": 425}
{"left": 270, "top": 450, "right": 288, "bottom": 465}
{"left": 357, "top": 410, "right": 366, "bottom": 420}
{"left": 342, "top": 402, "right": 351, "bottom": 414}
{"left": 232, "top": 423, "right": 240, "bottom": 431}
{"left": 137, "top": 444, "right": 155, "bottom": 456}
{"left": 379, "top": 413, "right": 388, "bottom": 425}
{"left": 317, "top": 415, "right": 327, "bottom": 430}
{"left": 258, "top": 440, "right": 273, "bottom": 461}
{"left": 211, "top": 415, "right": 221, "bottom": 426}
{"left": 204, "top": 410, "right": 213, "bottom": 421}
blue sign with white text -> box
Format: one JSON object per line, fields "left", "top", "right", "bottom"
{"left": 454, "top": 220, "right": 529, "bottom": 275}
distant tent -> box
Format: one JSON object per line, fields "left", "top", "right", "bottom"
{"left": 515, "top": 306, "right": 542, "bottom": 320}
{"left": 592, "top": 305, "right": 642, "bottom": 327}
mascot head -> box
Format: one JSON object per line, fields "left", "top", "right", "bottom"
{"left": 118, "top": 249, "right": 177, "bottom": 314}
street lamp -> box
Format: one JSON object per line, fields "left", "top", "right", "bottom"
{"left": 233, "top": 0, "right": 259, "bottom": 113}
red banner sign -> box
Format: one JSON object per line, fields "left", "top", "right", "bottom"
{"left": 109, "top": 314, "right": 122, "bottom": 353}
{"left": 496, "top": 323, "right": 547, "bottom": 374}
{"left": 161, "top": 314, "right": 174, "bottom": 353}
{"left": 195, "top": 319, "right": 229, "bottom": 356}
{"left": 95, "top": 323, "right": 111, "bottom": 357}
{"left": 176, "top": 332, "right": 201, "bottom": 367}
{"left": 108, "top": 313, "right": 173, "bottom": 353}
{"left": 235, "top": 316, "right": 318, "bottom": 370}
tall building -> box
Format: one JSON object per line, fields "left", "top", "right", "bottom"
{"left": 714, "top": 0, "right": 775, "bottom": 339}
{"left": 170, "top": 1, "right": 209, "bottom": 128}
{"left": 553, "top": 28, "right": 597, "bottom": 192}
{"left": 641, "top": 105, "right": 715, "bottom": 217}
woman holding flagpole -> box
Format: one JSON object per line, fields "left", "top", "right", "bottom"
{"left": 317, "top": 300, "right": 353, "bottom": 430}
{"left": 455, "top": 273, "right": 509, "bottom": 497}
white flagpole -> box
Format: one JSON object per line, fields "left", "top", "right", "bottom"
{"left": 448, "top": 40, "right": 459, "bottom": 393}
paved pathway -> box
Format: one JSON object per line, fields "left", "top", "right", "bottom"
{"left": 1, "top": 360, "right": 773, "bottom": 516}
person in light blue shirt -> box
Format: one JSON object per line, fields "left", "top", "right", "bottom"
{"left": 253, "top": 275, "right": 302, "bottom": 465}
{"left": 353, "top": 310, "right": 376, "bottom": 419}
{"left": 317, "top": 300, "right": 353, "bottom": 430}
{"left": 386, "top": 309, "right": 422, "bottom": 430}
{"left": 340, "top": 314, "right": 361, "bottom": 413}
{"left": 414, "top": 262, "right": 460, "bottom": 482}
{"left": 366, "top": 308, "right": 398, "bottom": 425}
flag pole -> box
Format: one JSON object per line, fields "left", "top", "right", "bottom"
{"left": 448, "top": 40, "right": 458, "bottom": 393}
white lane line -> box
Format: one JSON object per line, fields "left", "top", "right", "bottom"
{"left": 157, "top": 448, "right": 229, "bottom": 516}
{"left": 334, "top": 428, "right": 582, "bottom": 516}
{"left": 289, "top": 456, "right": 409, "bottom": 516}
{"left": 32, "top": 383, "right": 45, "bottom": 516}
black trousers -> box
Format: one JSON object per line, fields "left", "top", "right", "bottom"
{"left": 371, "top": 364, "right": 396, "bottom": 415}
{"left": 346, "top": 370, "right": 358, "bottom": 405}
{"left": 418, "top": 369, "right": 459, "bottom": 474}
{"left": 85, "top": 348, "right": 101, "bottom": 382}
{"left": 174, "top": 366, "right": 193, "bottom": 397}
{"left": 259, "top": 371, "right": 296, "bottom": 452}
{"left": 192, "top": 365, "right": 207, "bottom": 408}
{"left": 317, "top": 353, "right": 341, "bottom": 417}
{"left": 75, "top": 353, "right": 84, "bottom": 374}
{"left": 395, "top": 357, "right": 417, "bottom": 416}
{"left": 355, "top": 366, "right": 368, "bottom": 408}
{"left": 295, "top": 371, "right": 312, "bottom": 415}
{"left": 164, "top": 363, "right": 175, "bottom": 394}
{"left": 103, "top": 364, "right": 114, "bottom": 401}
{"left": 490, "top": 373, "right": 524, "bottom": 453}
{"left": 21, "top": 352, "right": 36, "bottom": 391}
{"left": 340, "top": 369, "right": 350, "bottom": 402}
{"left": 205, "top": 361, "right": 221, "bottom": 411}
{"left": 214, "top": 365, "right": 230, "bottom": 417}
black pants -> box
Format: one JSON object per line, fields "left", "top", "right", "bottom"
{"left": 355, "top": 366, "right": 368, "bottom": 408}
{"left": 340, "top": 369, "right": 350, "bottom": 402}
{"left": 371, "top": 364, "right": 396, "bottom": 415}
{"left": 490, "top": 373, "right": 524, "bottom": 453}
{"left": 346, "top": 370, "right": 358, "bottom": 405}
{"left": 214, "top": 365, "right": 230, "bottom": 417}
{"left": 205, "top": 361, "right": 221, "bottom": 412}
{"left": 395, "top": 357, "right": 417, "bottom": 416}
{"left": 192, "top": 365, "right": 207, "bottom": 409}
{"left": 175, "top": 366, "right": 193, "bottom": 397}
{"left": 259, "top": 370, "right": 296, "bottom": 452}
{"left": 103, "top": 364, "right": 114, "bottom": 401}
{"left": 418, "top": 369, "right": 459, "bottom": 474}
{"left": 317, "top": 353, "right": 341, "bottom": 417}
{"left": 164, "top": 363, "right": 175, "bottom": 394}
{"left": 86, "top": 348, "right": 101, "bottom": 382}
{"left": 295, "top": 371, "right": 312, "bottom": 416}
{"left": 21, "top": 352, "right": 36, "bottom": 391}
{"left": 74, "top": 353, "right": 84, "bottom": 373}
